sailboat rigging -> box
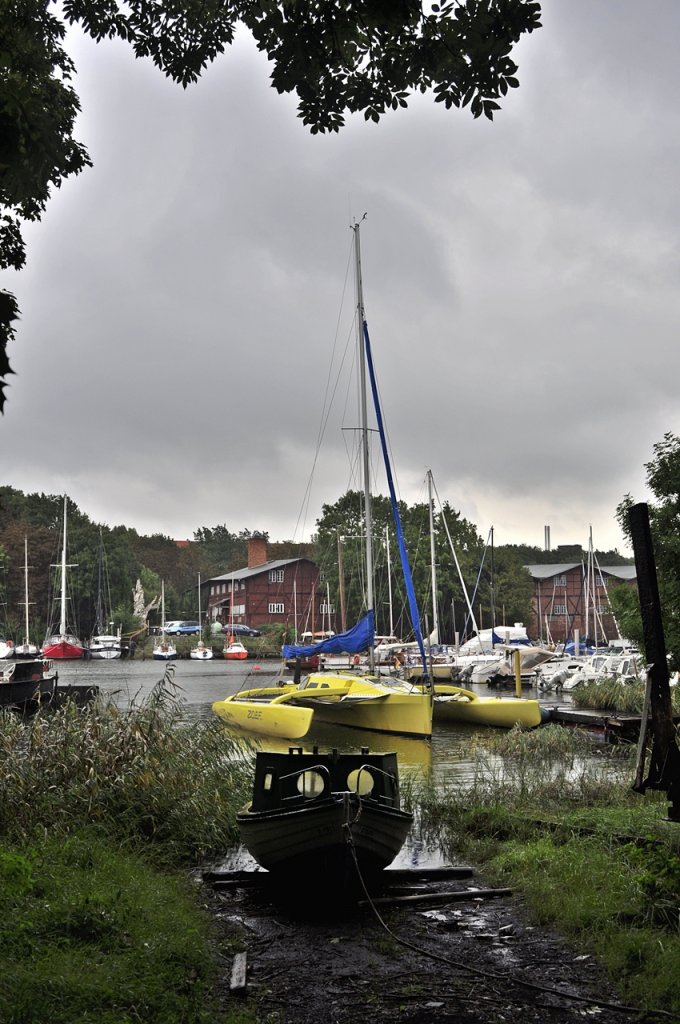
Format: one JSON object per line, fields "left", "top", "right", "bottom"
{"left": 89, "top": 531, "right": 122, "bottom": 659}
{"left": 213, "top": 223, "right": 433, "bottom": 740}
{"left": 153, "top": 581, "right": 177, "bottom": 661}
{"left": 190, "top": 573, "right": 214, "bottom": 660}
{"left": 43, "top": 496, "right": 86, "bottom": 660}
{"left": 14, "top": 536, "right": 39, "bottom": 658}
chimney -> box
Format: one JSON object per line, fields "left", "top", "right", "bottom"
{"left": 247, "top": 536, "right": 268, "bottom": 568}
{"left": 544, "top": 525, "right": 551, "bottom": 552}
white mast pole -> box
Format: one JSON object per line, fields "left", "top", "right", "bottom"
{"left": 354, "top": 220, "right": 375, "bottom": 671}
{"left": 428, "top": 470, "right": 439, "bottom": 645}
{"left": 23, "top": 535, "right": 30, "bottom": 644}
{"left": 385, "top": 525, "right": 394, "bottom": 637}
{"left": 60, "top": 495, "right": 67, "bottom": 636}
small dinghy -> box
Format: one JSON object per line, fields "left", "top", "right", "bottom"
{"left": 237, "top": 746, "right": 413, "bottom": 893}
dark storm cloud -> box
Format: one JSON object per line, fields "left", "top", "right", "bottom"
{"left": 3, "top": 4, "right": 680, "bottom": 553}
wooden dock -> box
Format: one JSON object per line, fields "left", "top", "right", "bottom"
{"left": 546, "top": 705, "right": 644, "bottom": 743}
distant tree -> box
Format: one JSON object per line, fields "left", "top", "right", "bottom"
{"left": 1, "top": 0, "right": 541, "bottom": 402}
{"left": 614, "top": 432, "right": 680, "bottom": 667}
{"left": 315, "top": 489, "right": 485, "bottom": 641}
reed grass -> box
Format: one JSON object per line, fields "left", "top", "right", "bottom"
{"left": 572, "top": 677, "right": 680, "bottom": 713}
{"left": 0, "top": 667, "right": 255, "bottom": 864}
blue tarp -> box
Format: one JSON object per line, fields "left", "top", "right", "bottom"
{"left": 282, "top": 610, "right": 375, "bottom": 659}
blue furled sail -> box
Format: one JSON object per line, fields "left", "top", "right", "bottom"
{"left": 362, "top": 321, "right": 430, "bottom": 681}
{"left": 282, "top": 610, "right": 375, "bottom": 659}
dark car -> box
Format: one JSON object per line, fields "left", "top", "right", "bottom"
{"left": 222, "top": 623, "right": 261, "bottom": 637}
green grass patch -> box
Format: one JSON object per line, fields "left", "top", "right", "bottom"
{"left": 0, "top": 830, "right": 228, "bottom": 1024}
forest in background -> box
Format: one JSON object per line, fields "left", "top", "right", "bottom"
{"left": 0, "top": 486, "right": 631, "bottom": 645}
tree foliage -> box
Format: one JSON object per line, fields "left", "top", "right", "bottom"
{"left": 614, "top": 432, "right": 680, "bottom": 668}
{"left": 0, "top": 0, "right": 541, "bottom": 404}
{"left": 313, "top": 488, "right": 534, "bottom": 642}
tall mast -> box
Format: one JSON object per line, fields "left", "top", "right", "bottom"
{"left": 23, "top": 535, "right": 31, "bottom": 644}
{"left": 385, "top": 525, "right": 394, "bottom": 637}
{"left": 353, "top": 220, "right": 375, "bottom": 670}
{"left": 60, "top": 495, "right": 67, "bottom": 636}
{"left": 428, "top": 470, "right": 439, "bottom": 643}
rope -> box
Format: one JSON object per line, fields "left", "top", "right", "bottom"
{"left": 343, "top": 824, "right": 678, "bottom": 1020}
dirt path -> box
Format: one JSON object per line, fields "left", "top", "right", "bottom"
{"left": 200, "top": 866, "right": 652, "bottom": 1024}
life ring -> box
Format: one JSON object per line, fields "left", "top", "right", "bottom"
{"left": 352, "top": 654, "right": 361, "bottom": 666}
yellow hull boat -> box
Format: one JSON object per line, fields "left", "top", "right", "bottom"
{"left": 432, "top": 685, "right": 545, "bottom": 729}
{"left": 212, "top": 672, "right": 433, "bottom": 741}
{"left": 292, "top": 672, "right": 432, "bottom": 739}
{"left": 212, "top": 687, "right": 314, "bottom": 740}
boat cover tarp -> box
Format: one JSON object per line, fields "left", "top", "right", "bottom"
{"left": 282, "top": 611, "right": 375, "bottom": 659}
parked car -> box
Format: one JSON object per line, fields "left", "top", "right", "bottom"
{"left": 162, "top": 621, "right": 184, "bottom": 635}
{"left": 222, "top": 623, "right": 261, "bottom": 637}
{"left": 165, "top": 621, "right": 201, "bottom": 635}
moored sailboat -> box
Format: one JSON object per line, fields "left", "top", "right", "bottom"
{"left": 42, "top": 496, "right": 86, "bottom": 660}
{"left": 14, "top": 536, "right": 40, "bottom": 658}
{"left": 213, "top": 223, "right": 432, "bottom": 741}
{"left": 190, "top": 574, "right": 214, "bottom": 661}
{"left": 153, "top": 581, "right": 177, "bottom": 661}
{"left": 89, "top": 531, "right": 122, "bottom": 660}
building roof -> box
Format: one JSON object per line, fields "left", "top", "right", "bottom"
{"left": 208, "top": 557, "right": 315, "bottom": 584}
{"left": 525, "top": 563, "right": 637, "bottom": 582}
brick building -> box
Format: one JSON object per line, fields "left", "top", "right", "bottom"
{"left": 525, "top": 562, "right": 637, "bottom": 645}
{"left": 205, "top": 537, "right": 328, "bottom": 637}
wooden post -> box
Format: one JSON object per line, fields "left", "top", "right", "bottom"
{"left": 628, "top": 502, "right": 680, "bottom": 820}
{"left": 514, "top": 648, "right": 522, "bottom": 698}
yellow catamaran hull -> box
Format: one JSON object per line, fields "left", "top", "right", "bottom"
{"left": 432, "top": 685, "right": 544, "bottom": 728}
{"left": 212, "top": 687, "right": 314, "bottom": 740}
{"left": 212, "top": 673, "right": 433, "bottom": 740}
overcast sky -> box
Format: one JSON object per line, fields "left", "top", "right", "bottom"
{"left": 3, "top": 2, "right": 679, "bottom": 556}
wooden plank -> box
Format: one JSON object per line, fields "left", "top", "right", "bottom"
{"left": 383, "top": 866, "right": 474, "bottom": 881}
{"left": 359, "top": 887, "right": 512, "bottom": 907}
{"left": 230, "top": 952, "right": 248, "bottom": 995}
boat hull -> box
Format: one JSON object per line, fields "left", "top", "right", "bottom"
{"left": 42, "top": 637, "right": 85, "bottom": 660}
{"left": 237, "top": 748, "right": 413, "bottom": 889}
{"left": 293, "top": 673, "right": 433, "bottom": 739}
{"left": 432, "top": 685, "right": 544, "bottom": 728}
{"left": 0, "top": 659, "right": 57, "bottom": 709}
{"left": 213, "top": 692, "right": 313, "bottom": 739}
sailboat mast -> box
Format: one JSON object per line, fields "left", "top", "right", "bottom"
{"left": 353, "top": 221, "right": 375, "bottom": 669}
{"left": 428, "top": 471, "right": 439, "bottom": 644}
{"left": 60, "top": 495, "right": 67, "bottom": 636}
{"left": 385, "top": 525, "right": 394, "bottom": 637}
{"left": 23, "top": 535, "right": 30, "bottom": 644}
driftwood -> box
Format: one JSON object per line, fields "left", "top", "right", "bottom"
{"left": 229, "top": 952, "right": 248, "bottom": 995}
{"left": 359, "top": 887, "right": 512, "bottom": 908}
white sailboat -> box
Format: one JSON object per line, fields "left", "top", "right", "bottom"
{"left": 190, "top": 573, "right": 213, "bottom": 660}
{"left": 89, "top": 531, "right": 122, "bottom": 659}
{"left": 153, "top": 581, "right": 177, "bottom": 661}
{"left": 43, "top": 496, "right": 86, "bottom": 660}
{"left": 14, "top": 536, "right": 39, "bottom": 658}
{"left": 213, "top": 223, "right": 433, "bottom": 740}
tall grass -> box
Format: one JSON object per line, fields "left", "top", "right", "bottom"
{"left": 573, "top": 677, "right": 680, "bottom": 713}
{"left": 0, "top": 667, "right": 254, "bottom": 864}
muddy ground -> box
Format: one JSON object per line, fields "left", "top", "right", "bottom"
{"left": 198, "top": 864, "right": 656, "bottom": 1024}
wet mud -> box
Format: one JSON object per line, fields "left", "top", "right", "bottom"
{"left": 200, "top": 866, "right": 648, "bottom": 1024}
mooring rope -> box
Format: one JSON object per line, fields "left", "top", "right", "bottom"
{"left": 343, "top": 825, "right": 678, "bottom": 1021}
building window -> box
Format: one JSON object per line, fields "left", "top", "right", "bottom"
{"left": 232, "top": 604, "right": 246, "bottom": 616}
{"left": 320, "top": 603, "right": 335, "bottom": 614}
{"left": 319, "top": 571, "right": 327, "bottom": 583}
{"left": 552, "top": 604, "right": 567, "bottom": 616}
{"left": 269, "top": 569, "right": 284, "bottom": 583}
{"left": 554, "top": 575, "right": 567, "bottom": 587}
{"left": 269, "top": 602, "right": 285, "bottom": 614}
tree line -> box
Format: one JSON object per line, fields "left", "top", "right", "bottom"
{"left": 0, "top": 482, "right": 637, "bottom": 646}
